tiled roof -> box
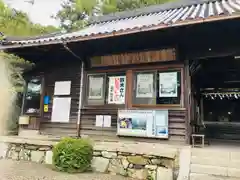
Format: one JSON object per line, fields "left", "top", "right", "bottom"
{"left": 1, "top": 0, "right": 240, "bottom": 48}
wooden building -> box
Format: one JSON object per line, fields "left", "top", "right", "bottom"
{"left": 1, "top": 0, "right": 240, "bottom": 145}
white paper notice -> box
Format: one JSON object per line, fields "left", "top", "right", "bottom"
{"left": 95, "top": 115, "right": 103, "bottom": 127}
{"left": 136, "top": 73, "right": 154, "bottom": 98}
{"left": 51, "top": 97, "right": 71, "bottom": 123}
{"left": 54, "top": 81, "right": 71, "bottom": 95}
{"left": 103, "top": 115, "right": 111, "bottom": 127}
{"left": 159, "top": 72, "right": 178, "bottom": 97}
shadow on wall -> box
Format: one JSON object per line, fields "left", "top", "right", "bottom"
{"left": 0, "top": 55, "right": 17, "bottom": 136}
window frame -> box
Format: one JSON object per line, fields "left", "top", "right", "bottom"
{"left": 84, "top": 72, "right": 127, "bottom": 107}
{"left": 22, "top": 76, "right": 44, "bottom": 117}
{"left": 131, "top": 67, "right": 184, "bottom": 108}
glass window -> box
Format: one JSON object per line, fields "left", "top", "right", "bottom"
{"left": 23, "top": 78, "right": 42, "bottom": 114}
{"left": 133, "top": 70, "right": 181, "bottom": 105}
{"left": 86, "top": 72, "right": 126, "bottom": 105}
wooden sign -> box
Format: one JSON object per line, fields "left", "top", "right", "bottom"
{"left": 90, "top": 48, "right": 176, "bottom": 67}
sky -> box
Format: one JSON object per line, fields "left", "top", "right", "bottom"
{"left": 3, "top": 0, "right": 64, "bottom": 26}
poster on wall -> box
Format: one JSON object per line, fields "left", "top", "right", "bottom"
{"left": 108, "top": 76, "right": 126, "bottom": 104}
{"left": 88, "top": 76, "right": 104, "bottom": 99}
{"left": 159, "top": 72, "right": 178, "bottom": 97}
{"left": 136, "top": 73, "right": 154, "bottom": 98}
{"left": 51, "top": 97, "right": 71, "bottom": 123}
{"left": 54, "top": 81, "right": 71, "bottom": 95}
{"left": 117, "top": 109, "right": 168, "bottom": 138}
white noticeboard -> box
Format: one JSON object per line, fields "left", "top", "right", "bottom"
{"left": 54, "top": 81, "right": 71, "bottom": 95}
{"left": 117, "top": 109, "right": 168, "bottom": 139}
{"left": 51, "top": 97, "right": 71, "bottom": 123}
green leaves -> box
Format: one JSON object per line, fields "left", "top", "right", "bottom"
{"left": 52, "top": 137, "right": 93, "bottom": 173}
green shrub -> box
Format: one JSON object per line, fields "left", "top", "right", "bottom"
{"left": 52, "top": 137, "right": 93, "bottom": 173}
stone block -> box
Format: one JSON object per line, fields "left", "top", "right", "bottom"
{"left": 122, "top": 159, "right": 129, "bottom": 169}
{"left": 9, "top": 150, "right": 19, "bottom": 160}
{"left": 0, "top": 142, "right": 8, "bottom": 159}
{"left": 31, "top": 151, "right": 45, "bottom": 163}
{"left": 108, "top": 159, "right": 126, "bottom": 176}
{"left": 228, "top": 167, "right": 240, "bottom": 178}
{"left": 151, "top": 158, "right": 174, "bottom": 168}
{"left": 128, "top": 169, "right": 148, "bottom": 180}
{"left": 19, "top": 149, "right": 31, "bottom": 161}
{"left": 190, "top": 164, "right": 227, "bottom": 176}
{"left": 45, "top": 151, "right": 53, "bottom": 165}
{"left": 93, "top": 151, "right": 102, "bottom": 156}
{"left": 102, "top": 151, "right": 117, "bottom": 158}
{"left": 39, "top": 146, "right": 51, "bottom": 151}
{"left": 157, "top": 167, "right": 173, "bottom": 180}
{"left": 177, "top": 147, "right": 190, "bottom": 180}
{"left": 127, "top": 156, "right": 149, "bottom": 165}
{"left": 145, "top": 165, "right": 157, "bottom": 170}
{"left": 190, "top": 173, "right": 225, "bottom": 180}
{"left": 92, "top": 157, "right": 109, "bottom": 173}
{"left": 148, "top": 170, "right": 157, "bottom": 180}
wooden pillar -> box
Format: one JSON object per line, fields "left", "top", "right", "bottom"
{"left": 125, "top": 70, "right": 133, "bottom": 109}
{"left": 184, "top": 59, "right": 192, "bottom": 144}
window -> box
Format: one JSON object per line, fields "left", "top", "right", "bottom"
{"left": 23, "top": 78, "right": 43, "bottom": 114}
{"left": 86, "top": 72, "right": 126, "bottom": 105}
{"left": 133, "top": 70, "right": 181, "bottom": 105}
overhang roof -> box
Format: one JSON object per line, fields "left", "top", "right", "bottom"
{"left": 1, "top": 0, "right": 240, "bottom": 49}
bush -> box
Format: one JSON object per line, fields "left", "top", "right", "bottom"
{"left": 52, "top": 137, "right": 93, "bottom": 173}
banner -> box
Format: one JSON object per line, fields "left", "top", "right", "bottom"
{"left": 117, "top": 109, "right": 168, "bottom": 138}
{"left": 159, "top": 72, "right": 178, "bottom": 97}
{"left": 136, "top": 73, "right": 154, "bottom": 98}
{"left": 88, "top": 76, "right": 103, "bottom": 99}
{"left": 108, "top": 76, "right": 126, "bottom": 104}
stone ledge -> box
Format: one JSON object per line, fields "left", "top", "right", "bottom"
{"left": 0, "top": 136, "right": 58, "bottom": 146}
{"left": 94, "top": 142, "right": 180, "bottom": 159}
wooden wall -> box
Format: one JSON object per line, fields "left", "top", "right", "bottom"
{"left": 80, "top": 107, "right": 186, "bottom": 143}
{"left": 38, "top": 62, "right": 81, "bottom": 137}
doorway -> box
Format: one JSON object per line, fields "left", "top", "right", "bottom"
{"left": 190, "top": 56, "right": 240, "bottom": 142}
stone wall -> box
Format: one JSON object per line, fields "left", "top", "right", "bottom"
{"left": 0, "top": 138, "right": 180, "bottom": 180}
{"left": 92, "top": 150, "right": 178, "bottom": 180}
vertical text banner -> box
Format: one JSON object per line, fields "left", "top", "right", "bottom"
{"left": 108, "top": 76, "right": 126, "bottom": 104}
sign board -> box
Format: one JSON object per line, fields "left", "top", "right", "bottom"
{"left": 108, "top": 76, "right": 126, "bottom": 104}
{"left": 54, "top": 81, "right": 71, "bottom": 95}
{"left": 51, "top": 97, "right": 71, "bottom": 123}
{"left": 117, "top": 109, "right": 168, "bottom": 139}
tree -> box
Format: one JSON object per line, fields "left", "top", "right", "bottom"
{"left": 0, "top": 0, "right": 58, "bottom": 36}
{"left": 55, "top": 0, "right": 172, "bottom": 32}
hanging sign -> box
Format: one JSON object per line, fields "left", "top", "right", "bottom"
{"left": 136, "top": 73, "right": 154, "bottom": 98}
{"left": 159, "top": 72, "right": 178, "bottom": 97}
{"left": 88, "top": 76, "right": 104, "bottom": 99}
{"left": 108, "top": 76, "right": 126, "bottom": 104}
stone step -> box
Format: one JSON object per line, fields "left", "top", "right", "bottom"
{"left": 191, "top": 149, "right": 240, "bottom": 161}
{"left": 191, "top": 156, "right": 240, "bottom": 168}
{"left": 190, "top": 173, "right": 240, "bottom": 180}
{"left": 191, "top": 164, "right": 240, "bottom": 178}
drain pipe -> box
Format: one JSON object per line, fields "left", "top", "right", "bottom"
{"left": 62, "top": 43, "right": 84, "bottom": 138}
{"left": 77, "top": 60, "right": 84, "bottom": 137}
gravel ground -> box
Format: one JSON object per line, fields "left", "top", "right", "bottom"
{"left": 0, "top": 159, "right": 135, "bottom": 180}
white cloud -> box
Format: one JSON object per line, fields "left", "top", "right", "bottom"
{"left": 3, "top": 0, "right": 64, "bottom": 26}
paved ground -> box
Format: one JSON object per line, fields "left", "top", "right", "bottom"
{"left": 0, "top": 159, "right": 135, "bottom": 180}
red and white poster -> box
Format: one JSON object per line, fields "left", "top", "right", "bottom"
{"left": 108, "top": 76, "right": 126, "bottom": 104}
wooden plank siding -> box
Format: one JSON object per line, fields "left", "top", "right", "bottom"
{"left": 38, "top": 62, "right": 81, "bottom": 137}
{"left": 80, "top": 108, "right": 186, "bottom": 143}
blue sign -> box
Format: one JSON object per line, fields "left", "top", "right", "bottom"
{"left": 44, "top": 96, "right": 50, "bottom": 105}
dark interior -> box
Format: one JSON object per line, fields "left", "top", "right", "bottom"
{"left": 191, "top": 56, "right": 240, "bottom": 141}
